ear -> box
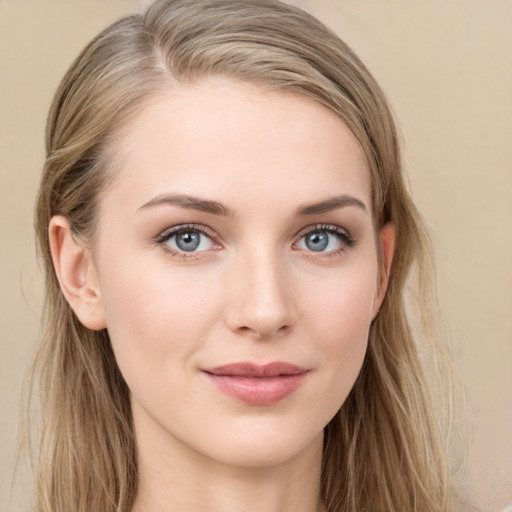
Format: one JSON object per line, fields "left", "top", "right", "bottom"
{"left": 373, "top": 222, "right": 396, "bottom": 319}
{"left": 48, "top": 215, "right": 107, "bottom": 330}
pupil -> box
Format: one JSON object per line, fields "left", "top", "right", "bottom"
{"left": 176, "top": 231, "right": 200, "bottom": 251}
{"left": 306, "top": 232, "right": 328, "bottom": 251}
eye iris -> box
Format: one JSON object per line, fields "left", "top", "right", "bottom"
{"left": 176, "top": 231, "right": 200, "bottom": 251}
{"left": 305, "top": 232, "right": 329, "bottom": 251}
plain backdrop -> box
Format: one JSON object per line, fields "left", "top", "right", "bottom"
{"left": 1, "top": 1, "right": 511, "bottom": 511}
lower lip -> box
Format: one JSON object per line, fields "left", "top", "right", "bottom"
{"left": 203, "top": 372, "right": 308, "bottom": 405}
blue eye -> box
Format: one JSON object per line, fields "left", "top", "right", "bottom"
{"left": 159, "top": 226, "right": 215, "bottom": 254}
{"left": 296, "top": 226, "right": 353, "bottom": 253}
{"left": 304, "top": 232, "right": 330, "bottom": 251}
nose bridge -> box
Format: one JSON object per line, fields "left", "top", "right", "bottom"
{"left": 225, "top": 242, "right": 296, "bottom": 338}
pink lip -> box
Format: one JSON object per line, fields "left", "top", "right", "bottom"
{"left": 202, "top": 362, "right": 309, "bottom": 405}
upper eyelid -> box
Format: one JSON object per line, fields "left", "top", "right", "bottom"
{"left": 294, "top": 223, "right": 352, "bottom": 238}
{"left": 156, "top": 223, "right": 217, "bottom": 242}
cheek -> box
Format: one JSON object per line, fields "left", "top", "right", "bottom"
{"left": 301, "top": 260, "right": 377, "bottom": 344}
{"left": 97, "top": 256, "right": 223, "bottom": 384}
{"left": 300, "top": 264, "right": 377, "bottom": 405}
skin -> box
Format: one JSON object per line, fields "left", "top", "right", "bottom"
{"left": 50, "top": 78, "right": 394, "bottom": 512}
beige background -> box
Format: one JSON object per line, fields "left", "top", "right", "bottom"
{"left": 1, "top": 1, "right": 511, "bottom": 511}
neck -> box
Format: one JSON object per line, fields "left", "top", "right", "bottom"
{"left": 131, "top": 420, "right": 325, "bottom": 512}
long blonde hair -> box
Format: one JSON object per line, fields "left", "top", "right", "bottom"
{"left": 28, "top": 0, "right": 467, "bottom": 510}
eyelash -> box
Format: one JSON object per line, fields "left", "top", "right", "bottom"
{"left": 294, "top": 224, "right": 355, "bottom": 257}
{"left": 155, "top": 224, "right": 220, "bottom": 260}
{"left": 154, "top": 223, "right": 355, "bottom": 260}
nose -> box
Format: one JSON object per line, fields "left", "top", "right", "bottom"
{"left": 224, "top": 249, "right": 297, "bottom": 339}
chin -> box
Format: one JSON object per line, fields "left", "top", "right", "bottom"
{"left": 193, "top": 421, "right": 325, "bottom": 469}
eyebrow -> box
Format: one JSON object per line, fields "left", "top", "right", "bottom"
{"left": 296, "top": 194, "right": 367, "bottom": 215}
{"left": 138, "top": 192, "right": 367, "bottom": 217}
{"left": 138, "top": 193, "right": 234, "bottom": 217}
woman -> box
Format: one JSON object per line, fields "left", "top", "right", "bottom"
{"left": 28, "top": 0, "right": 468, "bottom": 510}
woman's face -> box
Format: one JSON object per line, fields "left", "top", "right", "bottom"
{"left": 89, "top": 78, "right": 391, "bottom": 468}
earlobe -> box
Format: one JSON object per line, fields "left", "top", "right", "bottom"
{"left": 373, "top": 222, "right": 396, "bottom": 319}
{"left": 48, "top": 215, "right": 107, "bottom": 330}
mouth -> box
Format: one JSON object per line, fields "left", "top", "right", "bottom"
{"left": 201, "top": 362, "right": 309, "bottom": 405}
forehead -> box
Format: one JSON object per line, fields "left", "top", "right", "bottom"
{"left": 103, "top": 77, "right": 372, "bottom": 214}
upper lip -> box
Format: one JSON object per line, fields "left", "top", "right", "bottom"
{"left": 203, "top": 362, "right": 308, "bottom": 378}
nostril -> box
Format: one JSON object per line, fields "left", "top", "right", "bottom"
{"left": 236, "top": 323, "right": 292, "bottom": 340}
